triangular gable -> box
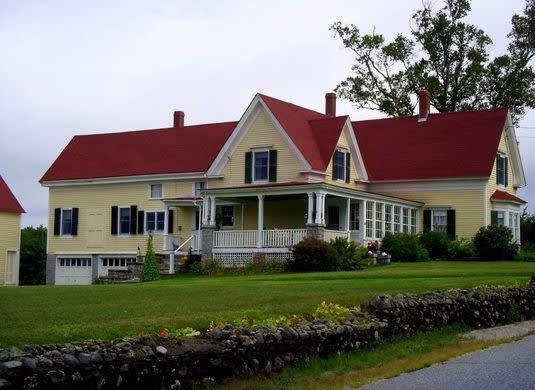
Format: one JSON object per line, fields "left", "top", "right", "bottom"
{"left": 208, "top": 94, "right": 311, "bottom": 176}
{"left": 503, "top": 112, "right": 527, "bottom": 187}
{"left": 0, "top": 175, "right": 25, "bottom": 214}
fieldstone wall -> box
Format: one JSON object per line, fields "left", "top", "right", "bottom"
{"left": 1, "top": 279, "right": 534, "bottom": 389}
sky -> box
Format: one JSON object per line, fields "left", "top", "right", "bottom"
{"left": 1, "top": 0, "right": 533, "bottom": 227}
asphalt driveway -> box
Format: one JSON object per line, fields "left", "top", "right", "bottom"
{"left": 358, "top": 334, "right": 535, "bottom": 390}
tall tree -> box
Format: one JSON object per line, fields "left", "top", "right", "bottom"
{"left": 19, "top": 225, "right": 47, "bottom": 285}
{"left": 331, "top": 0, "right": 535, "bottom": 124}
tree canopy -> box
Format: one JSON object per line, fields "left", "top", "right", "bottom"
{"left": 331, "top": 0, "right": 535, "bottom": 125}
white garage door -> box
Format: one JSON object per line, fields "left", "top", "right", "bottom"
{"left": 55, "top": 257, "right": 93, "bottom": 285}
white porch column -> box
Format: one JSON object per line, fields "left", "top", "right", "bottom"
{"left": 307, "top": 192, "right": 314, "bottom": 225}
{"left": 360, "top": 200, "right": 366, "bottom": 242}
{"left": 209, "top": 196, "right": 216, "bottom": 226}
{"left": 257, "top": 194, "right": 264, "bottom": 248}
{"left": 163, "top": 205, "right": 170, "bottom": 251}
{"left": 314, "top": 192, "right": 322, "bottom": 224}
{"left": 345, "top": 198, "right": 351, "bottom": 232}
{"left": 202, "top": 197, "right": 209, "bottom": 225}
{"left": 320, "top": 193, "right": 326, "bottom": 225}
{"left": 169, "top": 253, "right": 175, "bottom": 274}
{"left": 372, "top": 201, "right": 376, "bottom": 239}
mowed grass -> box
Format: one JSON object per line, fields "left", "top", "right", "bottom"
{"left": 1, "top": 261, "right": 535, "bottom": 347}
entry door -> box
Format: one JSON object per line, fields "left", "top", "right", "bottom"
{"left": 5, "top": 250, "right": 19, "bottom": 285}
{"left": 327, "top": 206, "right": 340, "bottom": 230}
{"left": 87, "top": 209, "right": 104, "bottom": 248}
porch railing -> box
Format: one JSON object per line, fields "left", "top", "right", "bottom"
{"left": 263, "top": 229, "right": 307, "bottom": 247}
{"left": 324, "top": 229, "right": 350, "bottom": 242}
{"left": 163, "top": 234, "right": 181, "bottom": 251}
{"left": 214, "top": 230, "right": 257, "bottom": 248}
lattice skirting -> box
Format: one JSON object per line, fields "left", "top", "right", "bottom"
{"left": 212, "top": 251, "right": 292, "bottom": 268}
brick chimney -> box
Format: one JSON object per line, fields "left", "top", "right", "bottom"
{"left": 325, "top": 92, "right": 336, "bottom": 117}
{"left": 418, "top": 88, "right": 430, "bottom": 122}
{"left": 174, "top": 111, "right": 185, "bottom": 127}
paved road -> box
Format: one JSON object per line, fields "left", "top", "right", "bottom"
{"left": 359, "top": 335, "right": 535, "bottom": 390}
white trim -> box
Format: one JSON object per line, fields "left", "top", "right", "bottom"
{"left": 504, "top": 112, "right": 527, "bottom": 187}
{"left": 207, "top": 95, "right": 310, "bottom": 176}
{"left": 54, "top": 251, "right": 137, "bottom": 255}
{"left": 148, "top": 183, "right": 164, "bottom": 199}
{"left": 117, "top": 205, "right": 132, "bottom": 236}
{"left": 144, "top": 209, "right": 166, "bottom": 234}
{"left": 212, "top": 247, "right": 292, "bottom": 254}
{"left": 344, "top": 117, "right": 369, "bottom": 181}
{"left": 252, "top": 148, "right": 270, "bottom": 183}
{"left": 4, "top": 249, "right": 19, "bottom": 285}
{"left": 369, "top": 179, "right": 487, "bottom": 193}
{"left": 41, "top": 172, "right": 208, "bottom": 187}
{"left": 59, "top": 208, "right": 74, "bottom": 236}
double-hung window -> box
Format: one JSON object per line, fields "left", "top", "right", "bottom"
{"left": 333, "top": 149, "right": 349, "bottom": 181}
{"left": 119, "top": 207, "right": 131, "bottom": 235}
{"left": 350, "top": 203, "right": 359, "bottom": 230}
{"left": 432, "top": 210, "right": 448, "bottom": 233}
{"left": 496, "top": 154, "right": 508, "bottom": 186}
{"left": 149, "top": 184, "right": 163, "bottom": 199}
{"left": 61, "top": 209, "right": 73, "bottom": 235}
{"left": 254, "top": 151, "right": 269, "bottom": 182}
{"left": 145, "top": 211, "right": 165, "bottom": 233}
{"left": 221, "top": 206, "right": 234, "bottom": 227}
{"left": 194, "top": 181, "right": 206, "bottom": 196}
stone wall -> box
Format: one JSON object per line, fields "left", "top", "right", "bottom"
{"left": 1, "top": 280, "right": 534, "bottom": 389}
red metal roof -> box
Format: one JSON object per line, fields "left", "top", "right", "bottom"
{"left": 259, "top": 94, "right": 347, "bottom": 171}
{"left": 352, "top": 108, "right": 508, "bottom": 181}
{"left": 490, "top": 190, "right": 526, "bottom": 204}
{"left": 0, "top": 176, "right": 25, "bottom": 214}
{"left": 40, "top": 122, "right": 237, "bottom": 182}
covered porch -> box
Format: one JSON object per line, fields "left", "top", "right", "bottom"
{"left": 200, "top": 183, "right": 421, "bottom": 266}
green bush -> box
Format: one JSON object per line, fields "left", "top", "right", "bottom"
{"left": 447, "top": 238, "right": 476, "bottom": 260}
{"left": 381, "top": 233, "right": 429, "bottom": 262}
{"left": 514, "top": 251, "right": 535, "bottom": 262}
{"left": 189, "top": 261, "right": 204, "bottom": 275}
{"left": 140, "top": 234, "right": 160, "bottom": 282}
{"left": 419, "top": 231, "right": 450, "bottom": 259}
{"left": 329, "top": 237, "right": 368, "bottom": 270}
{"left": 521, "top": 210, "right": 535, "bottom": 250}
{"left": 473, "top": 225, "right": 518, "bottom": 260}
{"left": 291, "top": 237, "right": 341, "bottom": 271}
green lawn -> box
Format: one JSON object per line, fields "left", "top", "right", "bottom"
{"left": 1, "top": 261, "right": 535, "bottom": 347}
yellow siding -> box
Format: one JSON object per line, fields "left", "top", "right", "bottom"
{"left": 48, "top": 181, "right": 196, "bottom": 254}
{"left": 0, "top": 212, "right": 21, "bottom": 285}
{"left": 384, "top": 189, "right": 485, "bottom": 239}
{"left": 324, "top": 130, "right": 358, "bottom": 189}
{"left": 216, "top": 109, "right": 304, "bottom": 187}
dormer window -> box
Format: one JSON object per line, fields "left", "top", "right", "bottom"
{"left": 244, "top": 149, "right": 277, "bottom": 183}
{"left": 496, "top": 154, "right": 508, "bottom": 186}
{"left": 333, "top": 149, "right": 350, "bottom": 183}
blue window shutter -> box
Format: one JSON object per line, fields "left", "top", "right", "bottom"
{"left": 71, "top": 208, "right": 79, "bottom": 236}
{"left": 269, "top": 150, "right": 277, "bottom": 182}
{"left": 245, "top": 152, "right": 252, "bottom": 183}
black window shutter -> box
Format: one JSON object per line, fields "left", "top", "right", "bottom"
{"left": 130, "top": 205, "right": 137, "bottom": 234}
{"left": 423, "top": 209, "right": 431, "bottom": 232}
{"left": 168, "top": 210, "right": 174, "bottom": 234}
{"left": 137, "top": 210, "right": 144, "bottom": 234}
{"left": 111, "top": 206, "right": 118, "bottom": 235}
{"left": 332, "top": 150, "right": 338, "bottom": 179}
{"left": 245, "top": 151, "right": 252, "bottom": 183}
{"left": 345, "top": 152, "right": 351, "bottom": 183}
{"left": 496, "top": 155, "right": 500, "bottom": 185}
{"left": 491, "top": 210, "right": 498, "bottom": 225}
{"left": 54, "top": 208, "right": 61, "bottom": 236}
{"left": 71, "top": 208, "right": 79, "bottom": 236}
{"left": 446, "top": 210, "right": 456, "bottom": 239}
{"left": 269, "top": 149, "right": 277, "bottom": 182}
{"left": 505, "top": 157, "right": 509, "bottom": 187}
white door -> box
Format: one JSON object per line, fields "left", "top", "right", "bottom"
{"left": 4, "top": 250, "right": 19, "bottom": 285}
{"left": 55, "top": 257, "right": 92, "bottom": 285}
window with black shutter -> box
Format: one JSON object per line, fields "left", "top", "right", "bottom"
{"left": 53, "top": 208, "right": 79, "bottom": 236}
{"left": 332, "top": 149, "right": 349, "bottom": 181}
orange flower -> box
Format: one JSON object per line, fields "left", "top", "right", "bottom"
{"left": 159, "top": 327, "right": 169, "bottom": 336}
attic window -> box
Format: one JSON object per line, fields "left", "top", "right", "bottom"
{"left": 496, "top": 154, "right": 508, "bottom": 186}
{"left": 149, "top": 184, "right": 163, "bottom": 199}
{"left": 332, "top": 149, "right": 350, "bottom": 183}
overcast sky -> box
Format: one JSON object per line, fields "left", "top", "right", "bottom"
{"left": 1, "top": 0, "right": 533, "bottom": 227}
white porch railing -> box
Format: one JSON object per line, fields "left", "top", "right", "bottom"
{"left": 263, "top": 229, "right": 307, "bottom": 247}
{"left": 214, "top": 230, "right": 257, "bottom": 248}
{"left": 324, "top": 229, "right": 350, "bottom": 242}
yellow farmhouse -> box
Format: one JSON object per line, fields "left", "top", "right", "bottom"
{"left": 0, "top": 176, "right": 24, "bottom": 286}
{"left": 41, "top": 91, "right": 527, "bottom": 285}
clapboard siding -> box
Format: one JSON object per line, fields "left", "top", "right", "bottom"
{"left": 0, "top": 212, "right": 21, "bottom": 285}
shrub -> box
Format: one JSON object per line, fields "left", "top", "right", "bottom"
{"left": 473, "top": 225, "right": 518, "bottom": 260}
{"left": 291, "top": 237, "right": 341, "bottom": 271}
{"left": 189, "top": 261, "right": 204, "bottom": 275}
{"left": 140, "top": 234, "right": 160, "bottom": 282}
{"left": 447, "top": 238, "right": 476, "bottom": 260}
{"left": 381, "top": 233, "right": 429, "bottom": 262}
{"left": 329, "top": 237, "right": 368, "bottom": 270}
{"left": 520, "top": 210, "right": 535, "bottom": 250}
{"left": 419, "top": 231, "right": 450, "bottom": 259}
{"left": 514, "top": 251, "right": 535, "bottom": 262}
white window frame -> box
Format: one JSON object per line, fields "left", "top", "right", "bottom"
{"left": 148, "top": 183, "right": 164, "bottom": 199}
{"left": 496, "top": 153, "right": 507, "bottom": 187}
{"left": 333, "top": 148, "right": 348, "bottom": 182}
{"left": 492, "top": 205, "right": 521, "bottom": 243}
{"left": 144, "top": 210, "right": 166, "bottom": 234}
{"left": 252, "top": 149, "right": 270, "bottom": 183}
{"left": 350, "top": 203, "right": 359, "bottom": 231}
{"left": 430, "top": 209, "right": 448, "bottom": 233}
{"left": 118, "top": 206, "right": 131, "bottom": 236}
{"left": 393, "top": 206, "right": 401, "bottom": 233}
{"left": 59, "top": 208, "right": 73, "bottom": 236}
{"left": 193, "top": 181, "right": 207, "bottom": 196}
{"left": 57, "top": 256, "right": 92, "bottom": 268}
